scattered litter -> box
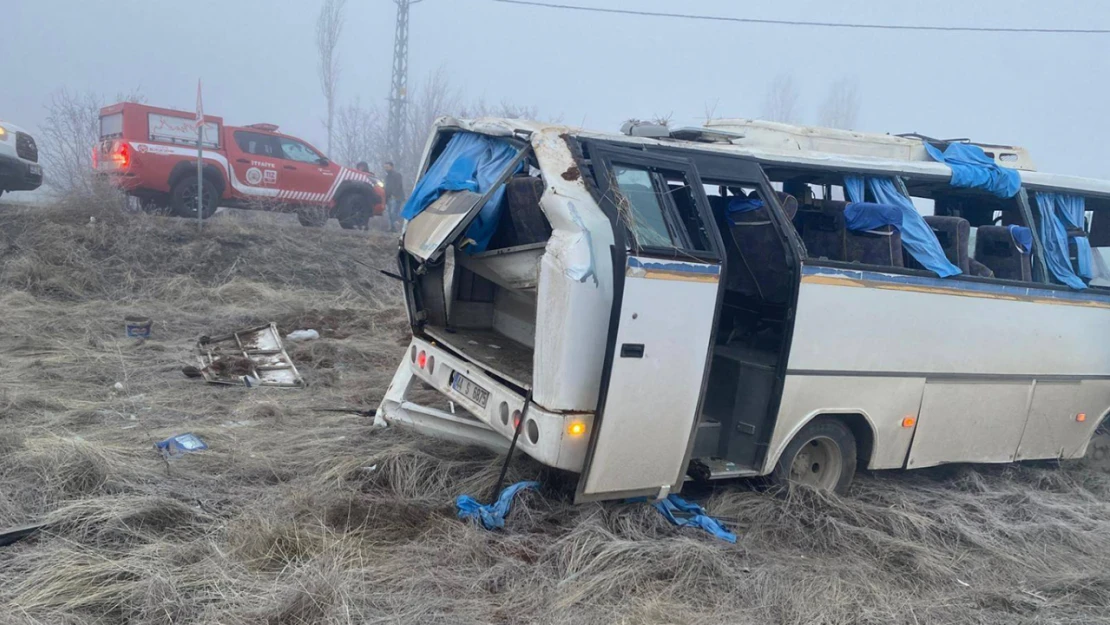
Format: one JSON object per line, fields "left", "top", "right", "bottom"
{"left": 652, "top": 495, "right": 736, "bottom": 543}
{"left": 155, "top": 433, "right": 208, "bottom": 457}
{"left": 285, "top": 329, "right": 320, "bottom": 342}
{"left": 456, "top": 480, "right": 540, "bottom": 530}
{"left": 181, "top": 366, "right": 203, "bottom": 379}
{"left": 193, "top": 323, "right": 304, "bottom": 388}
{"left": 0, "top": 523, "right": 46, "bottom": 548}
{"left": 362, "top": 465, "right": 378, "bottom": 473}
{"left": 125, "top": 315, "right": 153, "bottom": 338}
{"left": 956, "top": 578, "right": 971, "bottom": 588}
{"left": 112, "top": 382, "right": 125, "bottom": 392}
{"left": 448, "top": 400, "right": 456, "bottom": 414}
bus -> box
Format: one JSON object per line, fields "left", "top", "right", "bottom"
{"left": 376, "top": 116, "right": 1110, "bottom": 502}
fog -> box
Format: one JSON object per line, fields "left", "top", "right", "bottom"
{"left": 4, "top": 0, "right": 1109, "bottom": 176}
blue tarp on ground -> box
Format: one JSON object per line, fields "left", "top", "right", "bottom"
{"left": 845, "top": 176, "right": 962, "bottom": 277}
{"left": 653, "top": 495, "right": 737, "bottom": 543}
{"left": 401, "top": 132, "right": 522, "bottom": 253}
{"left": 456, "top": 481, "right": 540, "bottom": 530}
{"left": 1034, "top": 192, "right": 1088, "bottom": 289}
{"left": 924, "top": 142, "right": 1022, "bottom": 199}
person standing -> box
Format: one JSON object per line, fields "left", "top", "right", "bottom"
{"left": 383, "top": 161, "right": 403, "bottom": 232}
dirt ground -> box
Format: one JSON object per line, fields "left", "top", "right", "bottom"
{"left": 2, "top": 199, "right": 1110, "bottom": 625}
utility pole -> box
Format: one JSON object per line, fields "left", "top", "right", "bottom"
{"left": 387, "top": 0, "right": 421, "bottom": 163}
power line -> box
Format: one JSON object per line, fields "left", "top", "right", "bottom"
{"left": 491, "top": 0, "right": 1110, "bottom": 34}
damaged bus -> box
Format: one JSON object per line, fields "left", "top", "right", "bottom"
{"left": 377, "top": 117, "right": 1110, "bottom": 502}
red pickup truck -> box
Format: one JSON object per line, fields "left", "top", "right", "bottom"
{"left": 95, "top": 102, "right": 384, "bottom": 228}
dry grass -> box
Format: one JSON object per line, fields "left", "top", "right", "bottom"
{"left": 1, "top": 198, "right": 1110, "bottom": 624}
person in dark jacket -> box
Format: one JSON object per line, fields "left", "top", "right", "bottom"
{"left": 383, "top": 162, "right": 403, "bottom": 232}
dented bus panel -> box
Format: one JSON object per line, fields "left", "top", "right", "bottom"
{"left": 378, "top": 117, "right": 1110, "bottom": 502}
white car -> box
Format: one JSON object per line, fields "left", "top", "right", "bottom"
{"left": 0, "top": 120, "right": 43, "bottom": 198}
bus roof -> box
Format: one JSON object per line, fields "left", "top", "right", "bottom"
{"left": 432, "top": 116, "right": 1110, "bottom": 200}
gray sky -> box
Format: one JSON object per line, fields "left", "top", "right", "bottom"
{"left": 4, "top": 0, "right": 1109, "bottom": 177}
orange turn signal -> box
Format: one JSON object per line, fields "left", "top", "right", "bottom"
{"left": 1077, "top": 413, "right": 1087, "bottom": 423}
{"left": 568, "top": 421, "right": 587, "bottom": 437}
{"left": 901, "top": 416, "right": 917, "bottom": 428}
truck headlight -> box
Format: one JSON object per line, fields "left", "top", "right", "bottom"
{"left": 0, "top": 127, "right": 7, "bottom": 141}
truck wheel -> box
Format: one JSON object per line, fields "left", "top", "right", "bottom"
{"left": 336, "top": 192, "right": 371, "bottom": 230}
{"left": 170, "top": 176, "right": 218, "bottom": 219}
{"left": 296, "top": 205, "right": 329, "bottom": 228}
{"left": 768, "top": 417, "right": 857, "bottom": 495}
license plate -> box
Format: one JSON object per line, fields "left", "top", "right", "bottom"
{"left": 28, "top": 164, "right": 41, "bottom": 176}
{"left": 451, "top": 371, "right": 489, "bottom": 408}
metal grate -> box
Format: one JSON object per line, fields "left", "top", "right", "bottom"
{"left": 15, "top": 132, "right": 37, "bottom": 163}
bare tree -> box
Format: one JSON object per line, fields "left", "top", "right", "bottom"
{"left": 818, "top": 77, "right": 861, "bottom": 130}
{"left": 316, "top": 0, "right": 347, "bottom": 157}
{"left": 332, "top": 99, "right": 380, "bottom": 168}
{"left": 40, "top": 88, "right": 143, "bottom": 195}
{"left": 761, "top": 73, "right": 801, "bottom": 124}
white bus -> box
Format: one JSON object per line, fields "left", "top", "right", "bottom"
{"left": 377, "top": 117, "right": 1110, "bottom": 502}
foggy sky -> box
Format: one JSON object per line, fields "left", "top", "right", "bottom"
{"left": 4, "top": 0, "right": 1109, "bottom": 178}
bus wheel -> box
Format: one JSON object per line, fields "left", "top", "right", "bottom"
{"left": 296, "top": 206, "right": 329, "bottom": 228}
{"left": 770, "top": 418, "right": 857, "bottom": 495}
{"left": 170, "top": 176, "right": 218, "bottom": 219}
{"left": 1084, "top": 419, "right": 1110, "bottom": 471}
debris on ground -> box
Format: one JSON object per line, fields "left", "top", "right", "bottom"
{"left": 285, "top": 329, "right": 320, "bottom": 342}
{"left": 154, "top": 433, "right": 208, "bottom": 457}
{"left": 194, "top": 323, "right": 304, "bottom": 387}
{"left": 0, "top": 523, "right": 46, "bottom": 548}
{"left": 653, "top": 494, "right": 737, "bottom": 543}
{"left": 124, "top": 315, "right": 152, "bottom": 338}
{"left": 456, "top": 480, "right": 540, "bottom": 530}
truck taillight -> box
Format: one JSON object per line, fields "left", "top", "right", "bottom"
{"left": 112, "top": 142, "right": 130, "bottom": 168}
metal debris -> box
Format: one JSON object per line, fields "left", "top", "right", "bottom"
{"left": 195, "top": 323, "right": 305, "bottom": 387}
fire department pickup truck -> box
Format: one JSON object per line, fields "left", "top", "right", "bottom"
{"left": 95, "top": 102, "right": 383, "bottom": 227}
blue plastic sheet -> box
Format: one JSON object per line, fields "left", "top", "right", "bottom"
{"left": 843, "top": 202, "right": 903, "bottom": 232}
{"left": 1008, "top": 225, "right": 1033, "bottom": 255}
{"left": 924, "top": 142, "right": 1022, "bottom": 199}
{"left": 1057, "top": 195, "right": 1093, "bottom": 279}
{"left": 456, "top": 480, "right": 539, "bottom": 530}
{"left": 154, "top": 433, "right": 207, "bottom": 457}
{"left": 845, "top": 176, "right": 962, "bottom": 277}
{"left": 401, "top": 132, "right": 522, "bottom": 254}
{"left": 1034, "top": 193, "right": 1087, "bottom": 289}
{"left": 653, "top": 495, "right": 737, "bottom": 543}
{"left": 726, "top": 198, "right": 763, "bottom": 225}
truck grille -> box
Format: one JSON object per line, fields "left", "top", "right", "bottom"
{"left": 16, "top": 132, "right": 38, "bottom": 163}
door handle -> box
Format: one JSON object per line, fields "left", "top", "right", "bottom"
{"left": 235, "top": 158, "right": 250, "bottom": 164}
{"left": 284, "top": 165, "right": 297, "bottom": 170}
{"left": 620, "top": 343, "right": 645, "bottom": 358}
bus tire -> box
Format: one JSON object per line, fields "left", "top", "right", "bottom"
{"left": 1083, "top": 417, "right": 1110, "bottom": 471}
{"left": 169, "top": 176, "right": 218, "bottom": 219}
{"left": 296, "top": 205, "right": 329, "bottom": 228}
{"left": 768, "top": 417, "right": 857, "bottom": 495}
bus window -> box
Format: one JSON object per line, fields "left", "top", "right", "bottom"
{"left": 610, "top": 164, "right": 713, "bottom": 253}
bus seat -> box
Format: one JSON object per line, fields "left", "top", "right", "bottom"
{"left": 915, "top": 215, "right": 970, "bottom": 273}
{"left": 727, "top": 194, "right": 795, "bottom": 304}
{"left": 797, "top": 201, "right": 903, "bottom": 267}
{"left": 975, "top": 225, "right": 1032, "bottom": 281}
{"left": 505, "top": 176, "right": 552, "bottom": 245}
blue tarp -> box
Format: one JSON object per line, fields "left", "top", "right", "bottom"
{"left": 726, "top": 198, "right": 763, "bottom": 225}
{"left": 843, "top": 202, "right": 903, "bottom": 232}
{"left": 924, "top": 143, "right": 1022, "bottom": 199}
{"left": 1008, "top": 225, "right": 1033, "bottom": 255}
{"left": 456, "top": 481, "right": 539, "bottom": 530}
{"left": 1034, "top": 193, "right": 1088, "bottom": 289}
{"left": 845, "top": 176, "right": 962, "bottom": 277}
{"left": 401, "top": 132, "right": 522, "bottom": 253}
{"left": 653, "top": 495, "right": 737, "bottom": 543}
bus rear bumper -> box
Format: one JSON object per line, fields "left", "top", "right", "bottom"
{"left": 375, "top": 338, "right": 592, "bottom": 472}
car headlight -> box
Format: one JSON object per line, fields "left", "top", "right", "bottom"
{"left": 0, "top": 127, "right": 7, "bottom": 141}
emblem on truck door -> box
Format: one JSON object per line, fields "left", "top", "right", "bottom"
{"left": 245, "top": 167, "right": 263, "bottom": 185}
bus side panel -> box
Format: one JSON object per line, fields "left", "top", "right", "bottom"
{"left": 768, "top": 264, "right": 1110, "bottom": 472}
{"left": 1018, "top": 380, "right": 1110, "bottom": 460}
